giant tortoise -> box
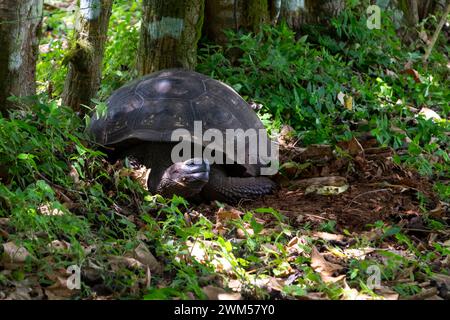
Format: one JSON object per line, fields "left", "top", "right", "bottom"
{"left": 89, "top": 69, "right": 277, "bottom": 203}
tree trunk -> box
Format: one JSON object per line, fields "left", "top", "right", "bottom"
{"left": 397, "top": 0, "right": 447, "bottom": 26}
{"left": 203, "top": 0, "right": 270, "bottom": 45}
{"left": 398, "top": 0, "right": 420, "bottom": 26}
{"left": 62, "top": 0, "right": 113, "bottom": 114}
{"left": 245, "top": 0, "right": 270, "bottom": 32}
{"left": 137, "top": 0, "right": 205, "bottom": 75}
{"left": 0, "top": 0, "right": 43, "bottom": 115}
{"left": 279, "top": 0, "right": 345, "bottom": 31}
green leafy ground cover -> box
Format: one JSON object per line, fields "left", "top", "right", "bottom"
{"left": 0, "top": 1, "right": 448, "bottom": 300}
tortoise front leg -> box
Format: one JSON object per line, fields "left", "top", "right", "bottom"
{"left": 201, "top": 167, "right": 277, "bottom": 204}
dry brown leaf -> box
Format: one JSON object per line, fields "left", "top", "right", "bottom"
{"left": 38, "top": 203, "right": 65, "bottom": 216}
{"left": 401, "top": 68, "right": 421, "bottom": 83}
{"left": 286, "top": 236, "right": 307, "bottom": 255}
{"left": 45, "top": 276, "right": 77, "bottom": 300}
{"left": 0, "top": 218, "right": 10, "bottom": 227}
{"left": 236, "top": 223, "right": 254, "bottom": 239}
{"left": 374, "top": 286, "right": 399, "bottom": 300}
{"left": 277, "top": 124, "right": 296, "bottom": 147}
{"left": 202, "top": 286, "right": 242, "bottom": 300}
{"left": 48, "top": 240, "right": 71, "bottom": 251}
{"left": 214, "top": 207, "right": 243, "bottom": 235}
{"left": 133, "top": 243, "right": 163, "bottom": 274}
{"left": 227, "top": 279, "right": 242, "bottom": 292}
{"left": 310, "top": 246, "right": 344, "bottom": 283}
{"left": 343, "top": 248, "right": 376, "bottom": 260}
{"left": 2, "top": 241, "right": 31, "bottom": 264}
{"left": 312, "top": 232, "right": 345, "bottom": 242}
{"left": 83, "top": 245, "right": 97, "bottom": 256}
{"left": 69, "top": 164, "right": 80, "bottom": 185}
{"left": 341, "top": 283, "right": 373, "bottom": 300}
{"left": 253, "top": 277, "right": 285, "bottom": 292}
{"left": 337, "top": 137, "right": 364, "bottom": 157}
{"left": 5, "top": 280, "right": 37, "bottom": 300}
{"left": 185, "top": 240, "right": 233, "bottom": 273}
{"left": 108, "top": 256, "right": 146, "bottom": 271}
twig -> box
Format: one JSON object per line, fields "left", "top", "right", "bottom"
{"left": 422, "top": 2, "right": 450, "bottom": 63}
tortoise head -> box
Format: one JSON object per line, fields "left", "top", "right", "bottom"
{"left": 156, "top": 158, "right": 210, "bottom": 198}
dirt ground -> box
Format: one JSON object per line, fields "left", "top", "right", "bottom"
{"left": 192, "top": 133, "right": 446, "bottom": 234}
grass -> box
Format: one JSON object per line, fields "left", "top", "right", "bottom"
{"left": 0, "top": 2, "right": 448, "bottom": 300}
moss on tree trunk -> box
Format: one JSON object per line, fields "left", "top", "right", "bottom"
{"left": 203, "top": 0, "right": 270, "bottom": 45}
{"left": 245, "top": 0, "right": 269, "bottom": 33}
{"left": 62, "top": 0, "right": 113, "bottom": 114}
{"left": 137, "top": 0, "right": 205, "bottom": 75}
{"left": 0, "top": 0, "right": 43, "bottom": 115}
{"left": 279, "top": 0, "right": 345, "bottom": 31}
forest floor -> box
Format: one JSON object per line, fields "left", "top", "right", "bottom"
{"left": 1, "top": 1, "right": 448, "bottom": 301}
{"left": 185, "top": 135, "right": 449, "bottom": 300}
{"left": 2, "top": 125, "right": 448, "bottom": 300}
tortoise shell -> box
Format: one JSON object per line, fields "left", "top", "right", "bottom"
{"left": 89, "top": 69, "right": 274, "bottom": 175}
{"left": 89, "top": 69, "right": 266, "bottom": 145}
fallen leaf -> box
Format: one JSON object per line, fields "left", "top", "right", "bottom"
{"left": 401, "top": 68, "right": 421, "bottom": 83}
{"left": 305, "top": 184, "right": 349, "bottom": 196}
{"left": 418, "top": 107, "right": 442, "bottom": 121}
{"left": 310, "top": 247, "right": 344, "bottom": 283}
{"left": 337, "top": 137, "right": 364, "bottom": 157}
{"left": 286, "top": 236, "right": 307, "bottom": 255}
{"left": 69, "top": 164, "right": 80, "bottom": 185}
{"left": 6, "top": 279, "right": 40, "bottom": 300}
{"left": 253, "top": 277, "right": 285, "bottom": 292}
{"left": 0, "top": 218, "right": 10, "bottom": 226}
{"left": 405, "top": 287, "right": 438, "bottom": 300}
{"left": 2, "top": 242, "right": 31, "bottom": 264}
{"left": 236, "top": 223, "right": 254, "bottom": 239}
{"left": 337, "top": 92, "right": 353, "bottom": 110}
{"left": 215, "top": 207, "right": 243, "bottom": 235}
{"left": 133, "top": 243, "right": 163, "bottom": 274}
{"left": 374, "top": 286, "right": 399, "bottom": 300}
{"left": 185, "top": 240, "right": 233, "bottom": 273}
{"left": 48, "top": 240, "right": 71, "bottom": 251}
{"left": 108, "top": 256, "right": 146, "bottom": 271}
{"left": 341, "top": 282, "right": 373, "bottom": 300}
{"left": 277, "top": 124, "right": 296, "bottom": 147}
{"left": 343, "top": 248, "right": 376, "bottom": 260}
{"left": 337, "top": 92, "right": 346, "bottom": 106}
{"left": 344, "top": 95, "right": 353, "bottom": 110}
{"left": 202, "top": 286, "right": 241, "bottom": 300}
{"left": 312, "top": 232, "right": 345, "bottom": 242}
{"left": 38, "top": 203, "right": 65, "bottom": 216}
{"left": 432, "top": 273, "right": 450, "bottom": 288}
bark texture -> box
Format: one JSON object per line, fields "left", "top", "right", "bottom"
{"left": 0, "top": 0, "right": 43, "bottom": 115}
{"left": 203, "top": 0, "right": 270, "bottom": 45}
{"left": 397, "top": 0, "right": 448, "bottom": 26}
{"left": 279, "top": 0, "right": 345, "bottom": 31}
{"left": 137, "top": 0, "right": 205, "bottom": 75}
{"left": 62, "top": 0, "right": 113, "bottom": 113}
